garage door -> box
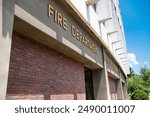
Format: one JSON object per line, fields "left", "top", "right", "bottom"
{"left": 109, "top": 77, "right": 117, "bottom": 100}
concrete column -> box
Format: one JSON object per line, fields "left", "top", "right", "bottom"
{"left": 93, "top": 48, "right": 111, "bottom": 100}
{"left": 116, "top": 79, "right": 124, "bottom": 100}
{"left": 123, "top": 83, "right": 128, "bottom": 100}
{"left": 0, "top": 0, "right": 15, "bottom": 99}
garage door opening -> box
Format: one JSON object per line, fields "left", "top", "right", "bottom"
{"left": 84, "top": 68, "right": 94, "bottom": 100}
{"left": 108, "top": 77, "right": 117, "bottom": 100}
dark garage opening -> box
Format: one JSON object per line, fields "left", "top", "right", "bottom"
{"left": 84, "top": 68, "right": 94, "bottom": 100}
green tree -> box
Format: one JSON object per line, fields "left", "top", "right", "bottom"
{"left": 131, "top": 89, "right": 149, "bottom": 100}
{"left": 140, "top": 66, "right": 150, "bottom": 82}
{"left": 127, "top": 75, "right": 145, "bottom": 94}
{"left": 127, "top": 66, "right": 150, "bottom": 99}
{"left": 140, "top": 66, "right": 150, "bottom": 93}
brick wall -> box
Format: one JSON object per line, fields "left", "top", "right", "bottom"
{"left": 6, "top": 32, "right": 86, "bottom": 100}
{"left": 108, "top": 77, "right": 117, "bottom": 100}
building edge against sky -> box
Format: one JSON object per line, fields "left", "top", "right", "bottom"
{"left": 0, "top": 0, "right": 129, "bottom": 100}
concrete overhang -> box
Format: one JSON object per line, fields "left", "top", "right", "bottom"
{"left": 118, "top": 52, "right": 126, "bottom": 56}
{"left": 85, "top": 0, "right": 99, "bottom": 5}
{"left": 107, "top": 30, "right": 118, "bottom": 35}
{"left": 98, "top": 17, "right": 112, "bottom": 23}
{"left": 115, "top": 47, "right": 123, "bottom": 51}
{"left": 112, "top": 40, "right": 121, "bottom": 44}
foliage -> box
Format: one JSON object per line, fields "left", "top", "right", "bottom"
{"left": 127, "top": 75, "right": 145, "bottom": 94}
{"left": 131, "top": 89, "right": 149, "bottom": 100}
{"left": 127, "top": 66, "right": 150, "bottom": 100}
{"left": 140, "top": 66, "right": 150, "bottom": 83}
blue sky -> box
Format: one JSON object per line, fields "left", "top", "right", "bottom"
{"left": 120, "top": 0, "right": 150, "bottom": 74}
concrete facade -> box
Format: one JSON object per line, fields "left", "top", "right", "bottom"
{"left": 0, "top": 0, "right": 15, "bottom": 99}
{"left": 0, "top": 0, "right": 129, "bottom": 100}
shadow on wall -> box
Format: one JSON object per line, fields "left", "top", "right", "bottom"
{"left": 6, "top": 32, "right": 86, "bottom": 100}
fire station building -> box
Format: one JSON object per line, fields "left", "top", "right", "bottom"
{"left": 0, "top": 0, "right": 129, "bottom": 100}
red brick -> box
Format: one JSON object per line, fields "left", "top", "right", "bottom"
{"left": 6, "top": 32, "right": 86, "bottom": 100}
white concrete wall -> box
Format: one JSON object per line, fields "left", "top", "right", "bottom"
{"left": 70, "top": 0, "right": 88, "bottom": 21}
{"left": 107, "top": 35, "right": 113, "bottom": 52}
{"left": 100, "top": 23, "right": 108, "bottom": 46}
{"left": 96, "top": 0, "right": 112, "bottom": 22}
{"left": 88, "top": 6, "right": 100, "bottom": 36}
{"left": 105, "top": 18, "right": 116, "bottom": 34}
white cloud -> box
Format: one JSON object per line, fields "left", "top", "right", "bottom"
{"left": 128, "top": 53, "right": 139, "bottom": 67}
